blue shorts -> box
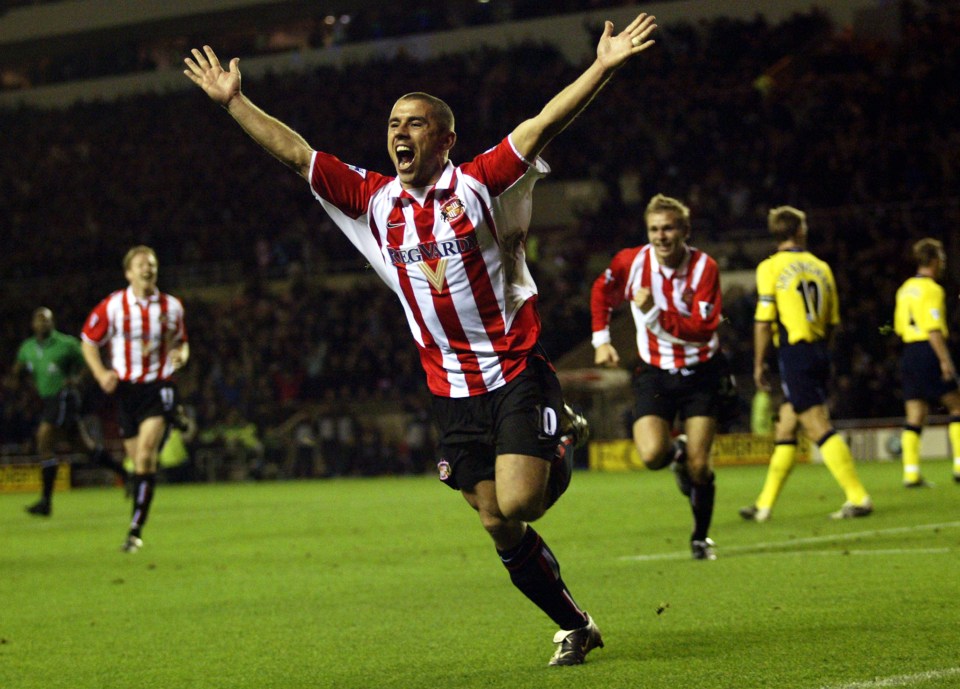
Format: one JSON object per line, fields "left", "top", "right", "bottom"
{"left": 901, "top": 341, "right": 958, "bottom": 402}
{"left": 777, "top": 341, "right": 830, "bottom": 414}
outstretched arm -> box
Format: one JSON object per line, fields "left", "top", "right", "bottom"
{"left": 511, "top": 13, "right": 656, "bottom": 160}
{"left": 184, "top": 46, "right": 314, "bottom": 179}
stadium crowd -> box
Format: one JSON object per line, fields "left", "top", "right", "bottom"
{"left": 2, "top": 2, "right": 959, "bottom": 478}
{"left": 0, "top": 0, "right": 664, "bottom": 91}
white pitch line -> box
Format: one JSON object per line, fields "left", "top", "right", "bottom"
{"left": 771, "top": 547, "right": 950, "bottom": 558}
{"left": 620, "top": 521, "right": 960, "bottom": 562}
{"left": 819, "top": 667, "right": 960, "bottom": 689}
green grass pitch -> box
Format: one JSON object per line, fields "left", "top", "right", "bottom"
{"left": 2, "top": 460, "right": 959, "bottom": 689}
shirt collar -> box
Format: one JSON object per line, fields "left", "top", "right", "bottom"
{"left": 126, "top": 286, "right": 159, "bottom": 305}
{"left": 388, "top": 161, "right": 456, "bottom": 201}
{"left": 649, "top": 244, "right": 691, "bottom": 278}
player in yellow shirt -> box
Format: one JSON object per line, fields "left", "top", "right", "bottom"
{"left": 739, "top": 206, "right": 872, "bottom": 521}
{"left": 894, "top": 238, "right": 960, "bottom": 486}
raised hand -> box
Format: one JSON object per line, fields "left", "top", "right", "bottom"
{"left": 183, "top": 46, "right": 241, "bottom": 106}
{"left": 596, "top": 13, "right": 657, "bottom": 72}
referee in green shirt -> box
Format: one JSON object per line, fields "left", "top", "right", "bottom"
{"left": 9, "top": 307, "right": 126, "bottom": 516}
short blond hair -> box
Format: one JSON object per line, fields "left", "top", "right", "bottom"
{"left": 644, "top": 194, "right": 691, "bottom": 231}
{"left": 122, "top": 245, "right": 157, "bottom": 271}
{"left": 912, "top": 237, "right": 944, "bottom": 267}
{"left": 767, "top": 206, "right": 807, "bottom": 243}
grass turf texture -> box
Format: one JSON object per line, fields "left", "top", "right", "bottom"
{"left": 2, "top": 460, "right": 959, "bottom": 689}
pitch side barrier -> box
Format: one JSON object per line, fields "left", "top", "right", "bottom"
{"left": 588, "top": 417, "right": 953, "bottom": 472}
{"left": 0, "top": 453, "right": 77, "bottom": 493}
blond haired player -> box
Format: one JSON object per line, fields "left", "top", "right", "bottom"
{"left": 740, "top": 207, "right": 872, "bottom": 521}
{"left": 82, "top": 246, "right": 189, "bottom": 552}
{"left": 591, "top": 194, "right": 732, "bottom": 560}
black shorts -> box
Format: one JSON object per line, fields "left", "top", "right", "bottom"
{"left": 39, "top": 388, "right": 82, "bottom": 429}
{"left": 901, "top": 341, "right": 959, "bottom": 402}
{"left": 631, "top": 353, "right": 725, "bottom": 423}
{"left": 116, "top": 380, "right": 178, "bottom": 439}
{"left": 432, "top": 348, "right": 563, "bottom": 492}
{"left": 777, "top": 341, "right": 829, "bottom": 414}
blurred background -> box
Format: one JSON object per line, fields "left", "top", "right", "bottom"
{"left": 1, "top": 0, "right": 957, "bottom": 482}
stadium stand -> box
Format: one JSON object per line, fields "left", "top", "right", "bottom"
{"left": 2, "top": 0, "right": 958, "bottom": 479}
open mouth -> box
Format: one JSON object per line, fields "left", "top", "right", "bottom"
{"left": 395, "top": 145, "right": 414, "bottom": 172}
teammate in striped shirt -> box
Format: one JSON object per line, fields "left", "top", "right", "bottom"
{"left": 9, "top": 307, "right": 127, "bottom": 517}
{"left": 893, "top": 238, "right": 960, "bottom": 486}
{"left": 591, "top": 194, "right": 728, "bottom": 561}
{"left": 739, "top": 206, "right": 872, "bottom": 522}
{"left": 185, "top": 12, "right": 658, "bottom": 666}
{"left": 82, "top": 246, "right": 189, "bottom": 553}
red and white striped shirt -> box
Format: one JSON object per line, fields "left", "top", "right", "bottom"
{"left": 590, "top": 244, "right": 721, "bottom": 370}
{"left": 81, "top": 287, "right": 187, "bottom": 383}
{"left": 308, "top": 136, "right": 547, "bottom": 398}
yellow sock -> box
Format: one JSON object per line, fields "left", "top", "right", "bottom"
{"left": 901, "top": 426, "right": 922, "bottom": 484}
{"left": 948, "top": 421, "right": 960, "bottom": 476}
{"left": 819, "top": 432, "right": 869, "bottom": 505}
{"left": 756, "top": 442, "right": 796, "bottom": 510}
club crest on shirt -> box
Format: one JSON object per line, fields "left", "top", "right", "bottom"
{"left": 439, "top": 196, "right": 466, "bottom": 224}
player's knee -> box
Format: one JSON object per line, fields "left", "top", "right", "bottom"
{"left": 478, "top": 514, "right": 526, "bottom": 551}
{"left": 478, "top": 509, "right": 527, "bottom": 545}
{"left": 478, "top": 510, "right": 505, "bottom": 537}
{"left": 689, "top": 464, "right": 714, "bottom": 485}
{"left": 496, "top": 493, "right": 545, "bottom": 524}
{"left": 639, "top": 444, "right": 672, "bottom": 470}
